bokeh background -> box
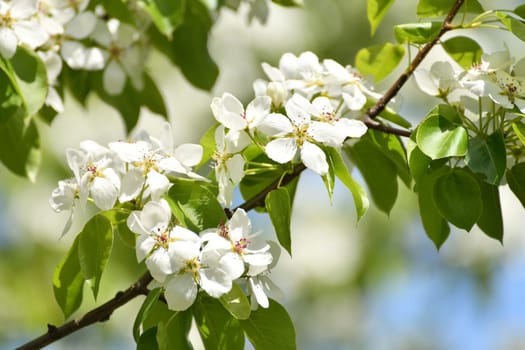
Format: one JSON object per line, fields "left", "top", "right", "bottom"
{"left": 2, "top": 0, "right": 525, "bottom": 349}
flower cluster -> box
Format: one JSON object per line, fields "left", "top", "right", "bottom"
{"left": 50, "top": 122, "right": 281, "bottom": 311}
{"left": 0, "top": 0, "right": 148, "bottom": 112}
{"left": 415, "top": 49, "right": 525, "bottom": 119}
{"left": 211, "top": 51, "right": 369, "bottom": 205}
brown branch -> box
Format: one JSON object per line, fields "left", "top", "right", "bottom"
{"left": 365, "top": 0, "right": 466, "bottom": 123}
{"left": 16, "top": 1, "right": 468, "bottom": 349}
{"left": 16, "top": 272, "right": 152, "bottom": 350}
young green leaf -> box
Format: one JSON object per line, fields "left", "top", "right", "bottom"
{"left": 166, "top": 178, "right": 227, "bottom": 232}
{"left": 416, "top": 113, "right": 468, "bottom": 159}
{"left": 133, "top": 288, "right": 164, "bottom": 342}
{"left": 77, "top": 214, "right": 114, "bottom": 299}
{"left": 219, "top": 282, "right": 252, "bottom": 320}
{"left": 366, "top": 130, "right": 411, "bottom": 186}
{"left": 240, "top": 299, "right": 296, "bottom": 350}
{"left": 506, "top": 162, "right": 525, "bottom": 208}
{"left": 465, "top": 130, "right": 506, "bottom": 185}
{"left": 53, "top": 236, "right": 85, "bottom": 319}
{"left": 266, "top": 187, "right": 292, "bottom": 255}
{"left": 157, "top": 310, "right": 193, "bottom": 350}
{"left": 433, "top": 168, "right": 482, "bottom": 231}
{"left": 367, "top": 0, "right": 395, "bottom": 35}
{"left": 192, "top": 296, "right": 245, "bottom": 350}
{"left": 394, "top": 22, "right": 442, "bottom": 44}
{"left": 326, "top": 147, "right": 369, "bottom": 221}
{"left": 0, "top": 110, "right": 41, "bottom": 181}
{"left": 417, "top": 165, "right": 450, "bottom": 248}
{"left": 417, "top": 0, "right": 484, "bottom": 18}
{"left": 355, "top": 42, "right": 405, "bottom": 82}
{"left": 442, "top": 36, "right": 483, "bottom": 70}
{"left": 476, "top": 179, "right": 503, "bottom": 242}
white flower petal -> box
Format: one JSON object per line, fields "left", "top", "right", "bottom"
{"left": 146, "top": 249, "right": 173, "bottom": 282}
{"left": 229, "top": 208, "right": 251, "bottom": 241}
{"left": 146, "top": 170, "right": 171, "bottom": 201}
{"left": 219, "top": 252, "right": 245, "bottom": 280}
{"left": 136, "top": 235, "right": 155, "bottom": 263}
{"left": 103, "top": 60, "right": 126, "bottom": 95}
{"left": 0, "top": 27, "right": 18, "bottom": 59}
{"left": 175, "top": 143, "right": 203, "bottom": 167}
{"left": 257, "top": 113, "right": 293, "bottom": 136}
{"left": 65, "top": 11, "right": 97, "bottom": 39}
{"left": 90, "top": 177, "right": 118, "bottom": 210}
{"left": 165, "top": 273, "right": 198, "bottom": 311}
{"left": 119, "top": 168, "right": 145, "bottom": 202}
{"left": 265, "top": 138, "right": 297, "bottom": 164}
{"left": 199, "top": 268, "right": 232, "bottom": 298}
{"left": 13, "top": 20, "right": 48, "bottom": 49}
{"left": 300, "top": 141, "right": 328, "bottom": 175}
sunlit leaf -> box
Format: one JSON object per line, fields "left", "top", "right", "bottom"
{"left": 394, "top": 22, "right": 441, "bottom": 44}
{"left": 78, "top": 214, "right": 113, "bottom": 299}
{"left": 512, "top": 121, "right": 525, "bottom": 146}
{"left": 442, "top": 36, "right": 483, "bottom": 69}
{"left": 139, "top": 0, "right": 185, "bottom": 38}
{"left": 367, "top": 0, "right": 395, "bottom": 35}
{"left": 417, "top": 0, "right": 484, "bottom": 18}
{"left": 157, "top": 310, "right": 193, "bottom": 349}
{"left": 496, "top": 12, "right": 525, "bottom": 42}
{"left": 416, "top": 110, "right": 468, "bottom": 159}
{"left": 355, "top": 42, "right": 405, "bottom": 82}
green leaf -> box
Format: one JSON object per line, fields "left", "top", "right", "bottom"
{"left": 433, "top": 168, "right": 482, "bottom": 231}
{"left": 506, "top": 162, "right": 525, "bottom": 208}
{"left": 196, "top": 123, "right": 219, "bottom": 171}
{"left": 53, "top": 236, "right": 85, "bottom": 319}
{"left": 512, "top": 121, "right": 525, "bottom": 146}
{"left": 9, "top": 47, "right": 48, "bottom": 116}
{"left": 345, "top": 138, "right": 398, "bottom": 215}
{"left": 192, "top": 296, "right": 245, "bottom": 350}
{"left": 0, "top": 62, "right": 24, "bottom": 124}
{"left": 355, "top": 42, "right": 405, "bottom": 82}
{"left": 476, "top": 179, "right": 503, "bottom": 242}
{"left": 326, "top": 147, "right": 369, "bottom": 221}
{"left": 240, "top": 299, "right": 296, "bottom": 350}
{"left": 377, "top": 105, "right": 412, "bottom": 129}
{"left": 137, "top": 327, "right": 159, "bottom": 350}
{"left": 465, "top": 130, "right": 506, "bottom": 184}
{"left": 171, "top": 1, "right": 219, "bottom": 90}
{"left": 496, "top": 12, "right": 525, "bottom": 42}
{"left": 417, "top": 165, "right": 450, "bottom": 248}
{"left": 266, "top": 187, "right": 292, "bottom": 255}
{"left": 139, "top": 0, "right": 185, "bottom": 38}
{"left": 417, "top": 0, "right": 484, "bottom": 18}
{"left": 219, "top": 282, "right": 251, "bottom": 320}
{"left": 134, "top": 288, "right": 164, "bottom": 342}
{"left": 366, "top": 129, "right": 411, "bottom": 186}
{"left": 0, "top": 110, "right": 41, "bottom": 181}
{"left": 408, "top": 144, "right": 432, "bottom": 186}
{"left": 416, "top": 111, "right": 468, "bottom": 159}
{"left": 272, "top": 0, "right": 303, "bottom": 6}
{"left": 367, "top": 0, "right": 395, "bottom": 35}
{"left": 442, "top": 36, "right": 483, "bottom": 70}
{"left": 515, "top": 4, "right": 525, "bottom": 19}
{"left": 102, "top": 208, "right": 136, "bottom": 249}
{"left": 77, "top": 214, "right": 113, "bottom": 299}
{"left": 166, "top": 178, "right": 227, "bottom": 232}
{"left": 394, "top": 22, "right": 442, "bottom": 44}
{"left": 157, "top": 310, "right": 193, "bottom": 350}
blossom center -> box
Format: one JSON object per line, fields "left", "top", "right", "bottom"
{"left": 233, "top": 238, "right": 250, "bottom": 254}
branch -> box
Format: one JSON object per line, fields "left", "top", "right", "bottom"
{"left": 365, "top": 0, "right": 466, "bottom": 122}
{"left": 364, "top": 116, "right": 412, "bottom": 137}
{"left": 16, "top": 272, "right": 152, "bottom": 350}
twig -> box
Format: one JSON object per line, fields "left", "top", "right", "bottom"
{"left": 16, "top": 272, "right": 152, "bottom": 350}
{"left": 365, "top": 0, "right": 466, "bottom": 122}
